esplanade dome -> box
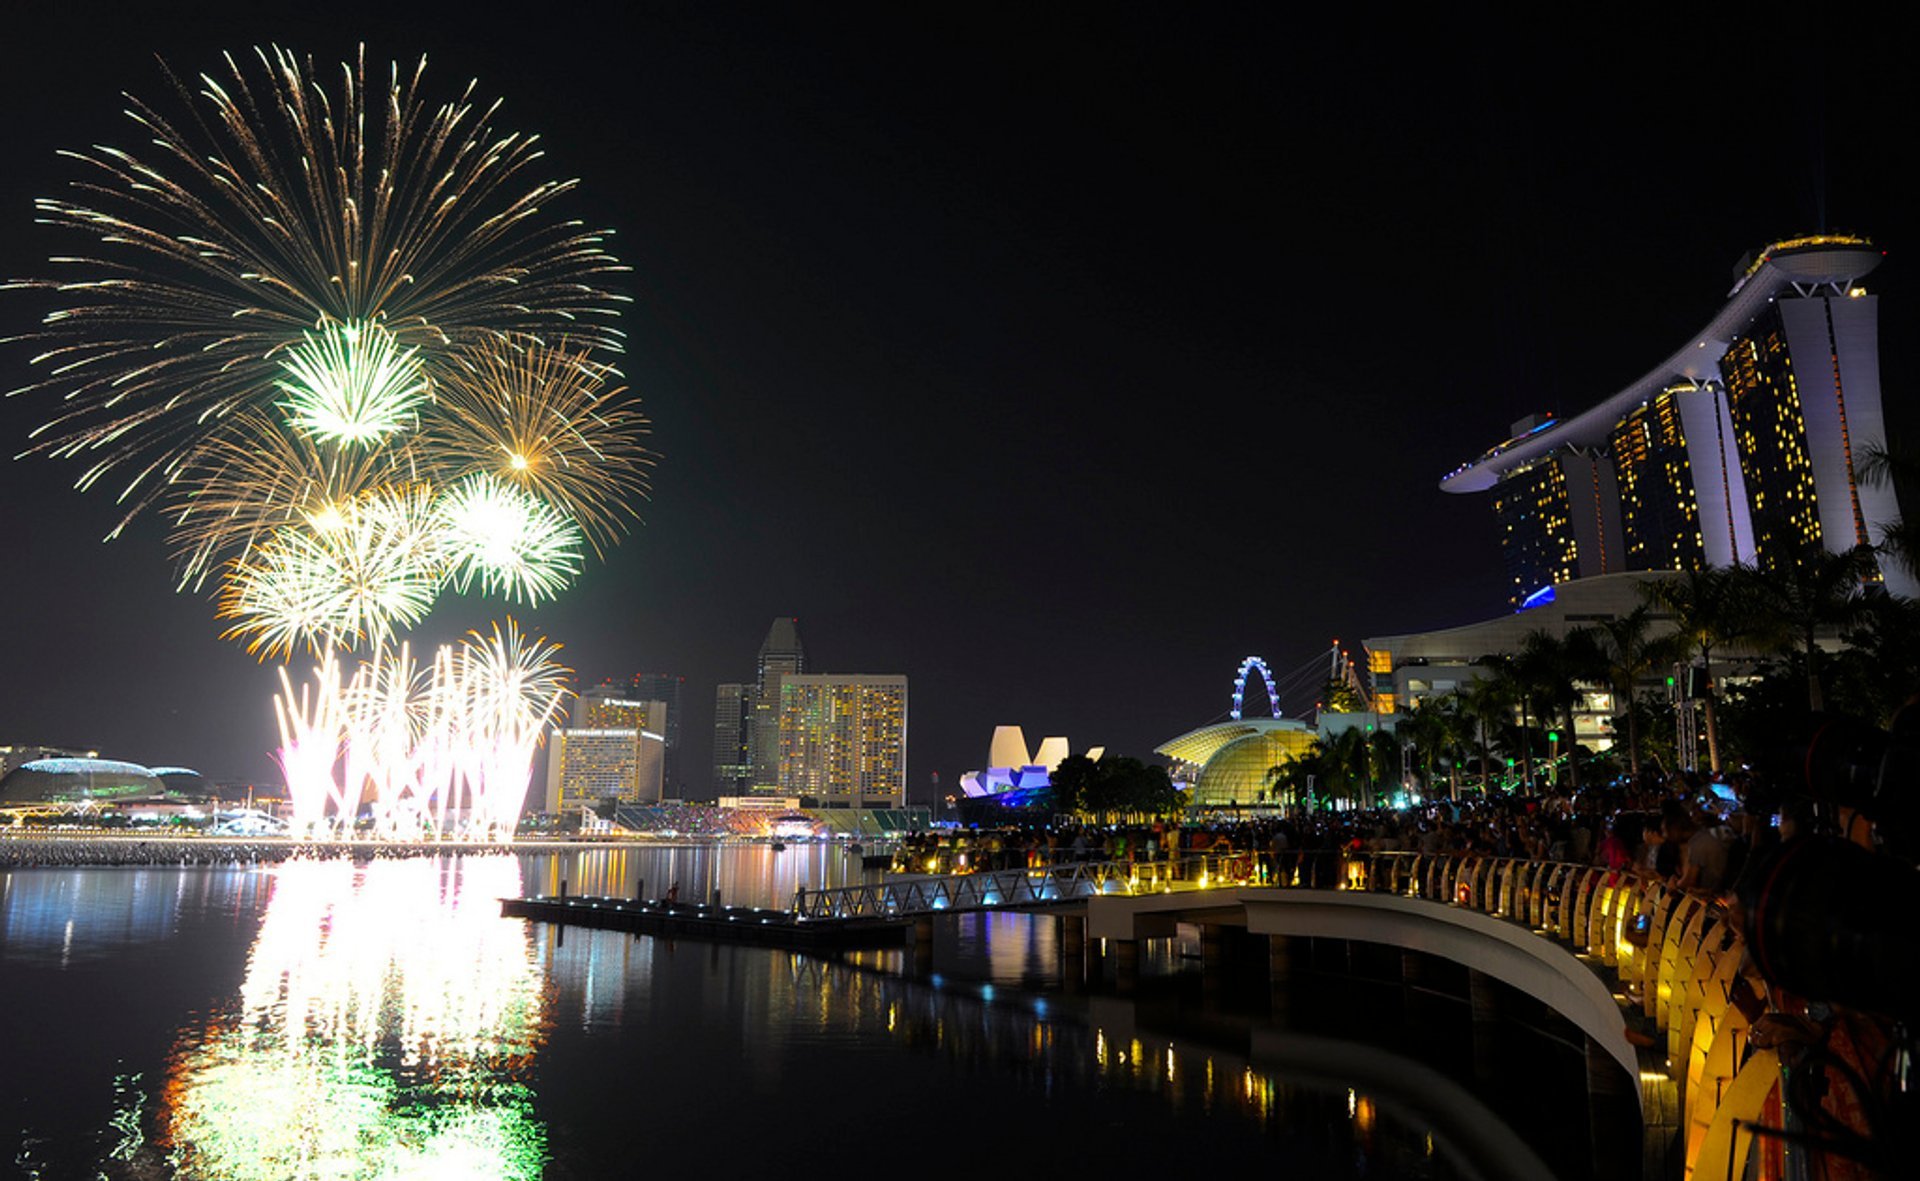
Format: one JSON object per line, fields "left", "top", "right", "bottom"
{"left": 1155, "top": 718, "right": 1316, "bottom": 808}
{"left": 0, "top": 758, "right": 200, "bottom": 804}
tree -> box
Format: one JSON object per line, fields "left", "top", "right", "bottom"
{"left": 1318, "top": 676, "right": 1365, "bottom": 714}
{"left": 1322, "top": 727, "right": 1375, "bottom": 807}
{"left": 1368, "top": 728, "right": 1401, "bottom": 798}
{"left": 1047, "top": 755, "right": 1181, "bottom": 819}
{"left": 1739, "top": 545, "right": 1876, "bottom": 713}
{"left": 1478, "top": 652, "right": 1545, "bottom": 790}
{"left": 1396, "top": 698, "right": 1451, "bottom": 799}
{"left": 1643, "top": 566, "right": 1755, "bottom": 774}
{"left": 1583, "top": 605, "right": 1682, "bottom": 781}
{"left": 1857, "top": 441, "right": 1920, "bottom": 581}
{"left": 1517, "top": 629, "right": 1607, "bottom": 792}
{"left": 1046, "top": 754, "right": 1098, "bottom": 815}
{"left": 1265, "top": 749, "right": 1323, "bottom": 810}
{"left": 1836, "top": 595, "right": 1920, "bottom": 724}
{"left": 1458, "top": 674, "right": 1515, "bottom": 794}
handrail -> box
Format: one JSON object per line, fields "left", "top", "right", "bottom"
{"left": 798, "top": 855, "right": 1260, "bottom": 920}
{"left": 1339, "top": 850, "right": 1772, "bottom": 1181}
{"left": 843, "top": 845, "right": 1781, "bottom": 1179}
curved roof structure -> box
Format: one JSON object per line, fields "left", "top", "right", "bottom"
{"left": 1156, "top": 718, "right": 1317, "bottom": 808}
{"left": 1440, "top": 236, "right": 1884, "bottom": 493}
{"left": 0, "top": 758, "right": 204, "bottom": 804}
{"left": 1155, "top": 717, "right": 1313, "bottom": 766}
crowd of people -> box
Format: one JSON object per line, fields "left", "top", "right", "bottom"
{"left": 890, "top": 769, "right": 1786, "bottom": 900}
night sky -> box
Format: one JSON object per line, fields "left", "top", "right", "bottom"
{"left": 1, "top": 3, "right": 1913, "bottom": 799}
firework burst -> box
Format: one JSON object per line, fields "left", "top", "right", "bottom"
{"left": 164, "top": 409, "right": 419, "bottom": 588}
{"left": 428, "top": 337, "right": 653, "bottom": 553}
{"left": 9, "top": 43, "right": 628, "bottom": 517}
{"left": 219, "top": 485, "right": 443, "bottom": 659}
{"left": 435, "top": 474, "right": 583, "bottom": 604}
{"left": 15, "top": 50, "right": 646, "bottom": 838}
{"left": 276, "top": 319, "right": 431, "bottom": 446}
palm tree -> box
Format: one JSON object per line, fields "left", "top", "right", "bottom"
{"left": 1584, "top": 605, "right": 1682, "bottom": 780}
{"left": 1643, "top": 566, "right": 1754, "bottom": 774}
{"left": 1437, "top": 695, "right": 1476, "bottom": 800}
{"left": 1740, "top": 545, "right": 1876, "bottom": 713}
{"left": 1322, "top": 727, "right": 1374, "bottom": 807}
{"left": 1516, "top": 629, "right": 1606, "bottom": 792}
{"left": 1857, "top": 442, "right": 1920, "bottom": 580}
{"left": 1397, "top": 697, "right": 1459, "bottom": 800}
{"left": 1266, "top": 745, "right": 1330, "bottom": 810}
{"left": 1458, "top": 674, "right": 1515, "bottom": 794}
{"left": 1368, "top": 728, "right": 1402, "bottom": 801}
{"left": 1486, "top": 647, "right": 1554, "bottom": 791}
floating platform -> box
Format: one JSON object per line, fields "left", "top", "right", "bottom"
{"left": 500, "top": 894, "right": 910, "bottom": 950}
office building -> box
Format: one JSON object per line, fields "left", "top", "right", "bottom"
{"left": 598, "top": 673, "right": 686, "bottom": 796}
{"left": 772, "top": 674, "right": 907, "bottom": 808}
{"left": 1444, "top": 235, "right": 1909, "bottom": 603}
{"left": 749, "top": 617, "right": 805, "bottom": 793}
{"left": 712, "top": 681, "right": 753, "bottom": 795}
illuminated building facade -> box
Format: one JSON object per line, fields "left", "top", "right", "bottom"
{"left": 711, "top": 682, "right": 753, "bottom": 795}
{"left": 1445, "top": 236, "right": 1908, "bottom": 601}
{"left": 1719, "top": 288, "right": 1888, "bottom": 575}
{"left": 600, "top": 673, "right": 685, "bottom": 794}
{"left": 750, "top": 617, "right": 806, "bottom": 793}
{"left": 543, "top": 691, "right": 667, "bottom": 812}
{"left": 1609, "top": 387, "right": 1704, "bottom": 573}
{"left": 1155, "top": 718, "right": 1317, "bottom": 808}
{"left": 958, "top": 726, "right": 1105, "bottom": 800}
{"left": 1489, "top": 440, "right": 1621, "bottom": 605}
{"left": 774, "top": 674, "right": 907, "bottom": 808}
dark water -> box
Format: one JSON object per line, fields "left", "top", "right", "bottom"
{"left": 1, "top": 849, "right": 1478, "bottom": 1179}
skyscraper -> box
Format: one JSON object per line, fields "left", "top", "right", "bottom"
{"left": 544, "top": 689, "right": 668, "bottom": 812}
{"left": 1443, "top": 235, "right": 1909, "bottom": 602}
{"left": 711, "top": 681, "right": 753, "bottom": 796}
{"left": 602, "top": 672, "right": 686, "bottom": 796}
{"left": 773, "top": 674, "right": 907, "bottom": 808}
{"left": 749, "top": 617, "right": 805, "bottom": 793}
{"left": 1488, "top": 438, "right": 1620, "bottom": 605}
{"left": 1609, "top": 386, "right": 1705, "bottom": 574}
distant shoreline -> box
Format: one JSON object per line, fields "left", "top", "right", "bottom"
{"left": 0, "top": 834, "right": 724, "bottom": 869}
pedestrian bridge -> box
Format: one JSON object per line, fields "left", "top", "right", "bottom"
{"left": 794, "top": 854, "right": 1230, "bottom": 919}
{"left": 800, "top": 849, "right": 1779, "bottom": 1181}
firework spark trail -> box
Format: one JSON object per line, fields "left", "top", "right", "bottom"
{"left": 269, "top": 623, "right": 569, "bottom": 838}
{"left": 274, "top": 655, "right": 349, "bottom": 836}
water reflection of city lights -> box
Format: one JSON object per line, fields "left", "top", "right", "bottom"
{"left": 158, "top": 856, "right": 547, "bottom": 1180}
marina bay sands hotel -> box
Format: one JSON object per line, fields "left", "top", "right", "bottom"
{"left": 1444, "top": 234, "right": 1911, "bottom": 603}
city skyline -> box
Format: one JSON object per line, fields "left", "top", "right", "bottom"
{"left": 1, "top": 4, "right": 1913, "bottom": 798}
